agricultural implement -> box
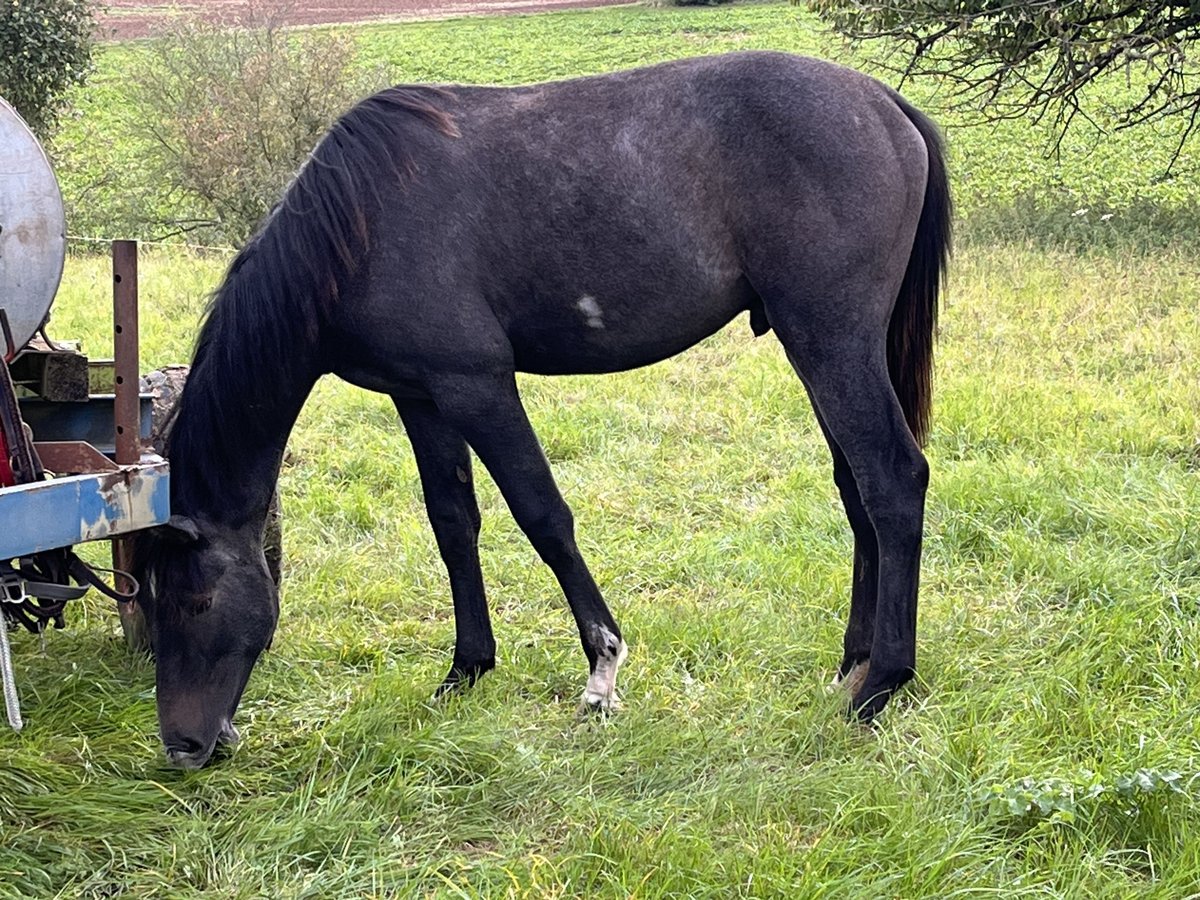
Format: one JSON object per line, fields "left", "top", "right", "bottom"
{"left": 0, "top": 97, "right": 170, "bottom": 729}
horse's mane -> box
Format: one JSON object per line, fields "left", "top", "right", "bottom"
{"left": 164, "top": 87, "right": 459, "bottom": 522}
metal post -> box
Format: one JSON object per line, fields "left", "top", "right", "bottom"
{"left": 111, "top": 240, "right": 148, "bottom": 651}
{"left": 112, "top": 240, "right": 140, "bottom": 466}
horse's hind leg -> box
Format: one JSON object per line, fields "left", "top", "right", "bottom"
{"left": 799, "top": 377, "right": 879, "bottom": 696}
{"left": 396, "top": 398, "right": 496, "bottom": 694}
{"left": 778, "top": 329, "right": 927, "bottom": 721}
{"left": 424, "top": 372, "right": 628, "bottom": 712}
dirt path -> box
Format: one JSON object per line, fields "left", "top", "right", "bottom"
{"left": 100, "top": 0, "right": 631, "bottom": 41}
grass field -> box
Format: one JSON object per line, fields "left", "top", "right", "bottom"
{"left": 5, "top": 3, "right": 1200, "bottom": 897}
{"left": 54, "top": 3, "right": 1199, "bottom": 248}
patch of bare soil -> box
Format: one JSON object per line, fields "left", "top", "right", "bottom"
{"left": 99, "top": 0, "right": 632, "bottom": 41}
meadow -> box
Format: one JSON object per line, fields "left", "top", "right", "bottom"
{"left": 3, "top": 3, "right": 1198, "bottom": 897}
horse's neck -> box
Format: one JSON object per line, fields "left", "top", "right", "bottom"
{"left": 167, "top": 348, "right": 319, "bottom": 532}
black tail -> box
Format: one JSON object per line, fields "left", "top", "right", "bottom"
{"left": 886, "top": 93, "right": 952, "bottom": 447}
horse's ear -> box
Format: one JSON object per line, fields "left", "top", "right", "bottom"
{"left": 161, "top": 515, "right": 202, "bottom": 544}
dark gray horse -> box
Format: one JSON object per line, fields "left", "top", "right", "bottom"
{"left": 134, "top": 51, "right": 950, "bottom": 768}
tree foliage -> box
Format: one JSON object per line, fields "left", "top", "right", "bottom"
{"left": 0, "top": 0, "right": 95, "bottom": 136}
{"left": 124, "top": 10, "right": 389, "bottom": 243}
{"left": 809, "top": 1, "right": 1200, "bottom": 164}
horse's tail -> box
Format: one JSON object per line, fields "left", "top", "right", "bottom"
{"left": 886, "top": 93, "right": 951, "bottom": 448}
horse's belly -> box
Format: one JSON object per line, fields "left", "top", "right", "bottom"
{"left": 507, "top": 283, "right": 753, "bottom": 375}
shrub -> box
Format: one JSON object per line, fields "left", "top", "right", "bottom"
{"left": 124, "top": 10, "right": 390, "bottom": 244}
{"left": 0, "top": 0, "right": 96, "bottom": 136}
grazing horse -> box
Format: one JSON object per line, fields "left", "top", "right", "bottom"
{"left": 134, "top": 51, "right": 950, "bottom": 768}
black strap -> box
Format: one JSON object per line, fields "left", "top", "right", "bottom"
{"left": 19, "top": 579, "right": 88, "bottom": 603}
{"left": 66, "top": 553, "right": 139, "bottom": 602}
{"left": 3, "top": 552, "right": 139, "bottom": 634}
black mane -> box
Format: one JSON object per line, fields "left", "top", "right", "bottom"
{"left": 165, "top": 87, "right": 459, "bottom": 522}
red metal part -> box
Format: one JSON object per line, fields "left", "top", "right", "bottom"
{"left": 0, "top": 333, "right": 42, "bottom": 487}
{"left": 0, "top": 426, "right": 11, "bottom": 486}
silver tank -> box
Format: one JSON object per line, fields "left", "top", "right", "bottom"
{"left": 0, "top": 96, "right": 66, "bottom": 353}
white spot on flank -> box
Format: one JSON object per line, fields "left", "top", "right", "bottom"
{"left": 576, "top": 295, "right": 605, "bottom": 329}
{"left": 580, "top": 627, "right": 628, "bottom": 712}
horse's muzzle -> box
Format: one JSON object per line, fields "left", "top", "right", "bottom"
{"left": 163, "top": 719, "right": 239, "bottom": 769}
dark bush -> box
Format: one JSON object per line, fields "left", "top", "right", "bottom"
{"left": 124, "top": 10, "right": 390, "bottom": 244}
{"left": 0, "top": 0, "right": 95, "bottom": 136}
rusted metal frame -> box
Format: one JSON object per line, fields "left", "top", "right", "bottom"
{"left": 111, "top": 241, "right": 148, "bottom": 649}
{"left": 112, "top": 240, "right": 140, "bottom": 467}
{"left": 32, "top": 441, "right": 118, "bottom": 475}
{"left": 0, "top": 243, "right": 160, "bottom": 650}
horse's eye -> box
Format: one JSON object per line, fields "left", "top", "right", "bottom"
{"left": 189, "top": 595, "right": 213, "bottom": 616}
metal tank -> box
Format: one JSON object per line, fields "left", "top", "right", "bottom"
{"left": 0, "top": 96, "right": 67, "bottom": 353}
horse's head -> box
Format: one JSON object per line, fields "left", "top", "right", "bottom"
{"left": 135, "top": 515, "right": 278, "bottom": 768}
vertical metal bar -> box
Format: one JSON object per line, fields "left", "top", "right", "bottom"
{"left": 114, "top": 536, "right": 147, "bottom": 650}
{"left": 112, "top": 240, "right": 140, "bottom": 466}
{"left": 111, "top": 240, "right": 148, "bottom": 651}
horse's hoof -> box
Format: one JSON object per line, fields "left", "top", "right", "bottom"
{"left": 830, "top": 660, "right": 871, "bottom": 698}
{"left": 847, "top": 689, "right": 890, "bottom": 725}
{"left": 848, "top": 665, "right": 914, "bottom": 723}
{"left": 577, "top": 690, "right": 623, "bottom": 717}
{"left": 433, "top": 658, "right": 495, "bottom": 700}
{"left": 216, "top": 720, "right": 240, "bottom": 746}
{"left": 577, "top": 635, "right": 628, "bottom": 717}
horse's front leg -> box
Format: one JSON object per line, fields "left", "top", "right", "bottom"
{"left": 425, "top": 371, "right": 628, "bottom": 712}
{"left": 396, "top": 398, "right": 496, "bottom": 694}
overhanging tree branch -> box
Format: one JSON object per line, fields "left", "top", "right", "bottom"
{"left": 808, "top": 0, "right": 1200, "bottom": 169}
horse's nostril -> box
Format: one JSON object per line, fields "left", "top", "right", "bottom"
{"left": 166, "top": 736, "right": 205, "bottom": 757}
{"left": 217, "top": 720, "right": 240, "bottom": 746}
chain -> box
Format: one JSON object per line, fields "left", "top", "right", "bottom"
{"left": 0, "top": 573, "right": 25, "bottom": 731}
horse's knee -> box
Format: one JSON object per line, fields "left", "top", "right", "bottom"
{"left": 524, "top": 505, "right": 579, "bottom": 568}
{"left": 907, "top": 452, "right": 930, "bottom": 493}
{"left": 428, "top": 503, "right": 477, "bottom": 534}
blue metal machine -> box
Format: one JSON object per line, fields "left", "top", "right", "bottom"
{"left": 0, "top": 459, "right": 170, "bottom": 560}
{"left": 1, "top": 97, "right": 170, "bottom": 728}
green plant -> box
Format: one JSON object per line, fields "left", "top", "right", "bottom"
{"left": 808, "top": 0, "right": 1200, "bottom": 169}
{"left": 124, "top": 11, "right": 390, "bottom": 243}
{"left": 978, "top": 769, "right": 1186, "bottom": 826}
{"left": 0, "top": 0, "right": 95, "bottom": 136}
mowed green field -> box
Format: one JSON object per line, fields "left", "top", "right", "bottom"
{"left": 5, "top": 4, "right": 1200, "bottom": 897}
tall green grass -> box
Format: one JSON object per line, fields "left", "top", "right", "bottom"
{"left": 13, "top": 241, "right": 1198, "bottom": 899}
{"left": 4, "top": 4, "right": 1197, "bottom": 897}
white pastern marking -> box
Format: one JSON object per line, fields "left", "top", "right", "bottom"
{"left": 581, "top": 627, "right": 628, "bottom": 712}
{"left": 830, "top": 661, "right": 871, "bottom": 698}
{"left": 576, "top": 295, "right": 605, "bottom": 329}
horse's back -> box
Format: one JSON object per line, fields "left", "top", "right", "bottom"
{"left": 338, "top": 52, "right": 929, "bottom": 381}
